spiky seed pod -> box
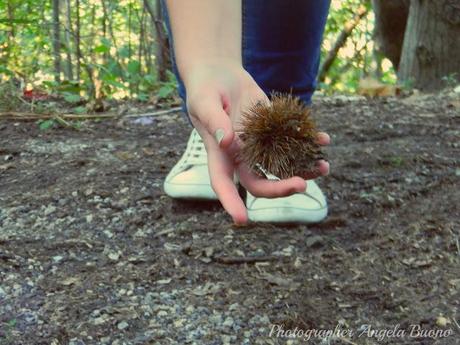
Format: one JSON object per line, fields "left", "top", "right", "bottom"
{"left": 239, "top": 94, "right": 324, "bottom": 179}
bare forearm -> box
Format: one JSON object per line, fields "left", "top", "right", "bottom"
{"left": 165, "top": 0, "right": 242, "bottom": 78}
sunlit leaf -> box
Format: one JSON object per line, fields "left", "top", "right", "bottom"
{"left": 127, "top": 60, "right": 140, "bottom": 75}
{"left": 63, "top": 93, "right": 81, "bottom": 103}
{"left": 0, "top": 18, "right": 34, "bottom": 24}
{"left": 94, "top": 45, "right": 110, "bottom": 54}
{"left": 73, "top": 106, "right": 87, "bottom": 114}
{"left": 38, "top": 119, "right": 56, "bottom": 130}
{"left": 157, "top": 85, "right": 174, "bottom": 99}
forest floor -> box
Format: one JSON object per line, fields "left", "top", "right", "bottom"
{"left": 0, "top": 90, "right": 459, "bottom": 345}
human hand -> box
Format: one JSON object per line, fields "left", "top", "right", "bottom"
{"left": 183, "top": 61, "right": 330, "bottom": 224}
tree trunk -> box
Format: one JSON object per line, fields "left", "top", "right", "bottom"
{"left": 103, "top": 0, "right": 121, "bottom": 62}
{"left": 144, "top": 0, "right": 170, "bottom": 82}
{"left": 7, "top": 0, "right": 15, "bottom": 38}
{"left": 75, "top": 0, "right": 81, "bottom": 81}
{"left": 4, "top": 0, "right": 15, "bottom": 63}
{"left": 398, "top": 0, "right": 460, "bottom": 90}
{"left": 64, "top": 0, "right": 74, "bottom": 81}
{"left": 101, "top": 0, "right": 109, "bottom": 64}
{"left": 372, "top": 0, "right": 410, "bottom": 70}
{"left": 128, "top": 2, "right": 132, "bottom": 59}
{"left": 138, "top": 8, "right": 146, "bottom": 76}
{"left": 51, "top": 0, "right": 61, "bottom": 82}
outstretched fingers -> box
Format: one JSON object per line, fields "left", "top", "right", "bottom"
{"left": 237, "top": 164, "right": 306, "bottom": 198}
{"left": 317, "top": 132, "right": 331, "bottom": 146}
{"left": 207, "top": 147, "right": 248, "bottom": 224}
{"left": 301, "top": 159, "right": 330, "bottom": 180}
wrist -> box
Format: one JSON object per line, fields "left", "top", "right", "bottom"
{"left": 179, "top": 58, "right": 244, "bottom": 88}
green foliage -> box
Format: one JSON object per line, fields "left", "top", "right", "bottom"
{"left": 38, "top": 119, "right": 56, "bottom": 130}
{"left": 0, "top": 318, "right": 17, "bottom": 345}
{"left": 0, "top": 80, "right": 22, "bottom": 111}
{"left": 389, "top": 156, "right": 405, "bottom": 167}
{"left": 441, "top": 73, "right": 458, "bottom": 88}
{"left": 156, "top": 71, "right": 178, "bottom": 100}
{"left": 320, "top": 0, "right": 397, "bottom": 94}
{"left": 63, "top": 93, "right": 81, "bottom": 103}
{"left": 73, "top": 106, "right": 87, "bottom": 114}
{"left": 1, "top": 0, "right": 396, "bottom": 104}
{"left": 0, "top": 0, "right": 170, "bottom": 102}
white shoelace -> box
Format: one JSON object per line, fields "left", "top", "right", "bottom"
{"left": 182, "top": 130, "right": 207, "bottom": 166}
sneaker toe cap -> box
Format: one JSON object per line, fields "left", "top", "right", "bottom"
{"left": 247, "top": 180, "right": 327, "bottom": 223}
{"left": 164, "top": 165, "right": 217, "bottom": 199}
{"left": 166, "top": 165, "right": 210, "bottom": 186}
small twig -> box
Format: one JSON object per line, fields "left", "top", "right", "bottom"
{"left": 153, "top": 228, "right": 176, "bottom": 238}
{"left": 447, "top": 226, "right": 460, "bottom": 257}
{"left": 53, "top": 114, "right": 80, "bottom": 130}
{"left": 123, "top": 107, "right": 182, "bottom": 118}
{"left": 0, "top": 111, "right": 116, "bottom": 121}
{"left": 0, "top": 106, "right": 182, "bottom": 122}
{"left": 452, "top": 315, "right": 460, "bottom": 331}
{"left": 212, "top": 255, "right": 280, "bottom": 265}
{"left": 45, "top": 238, "right": 95, "bottom": 250}
{"left": 455, "top": 237, "right": 460, "bottom": 257}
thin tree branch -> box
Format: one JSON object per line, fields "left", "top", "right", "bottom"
{"left": 318, "top": 4, "right": 369, "bottom": 83}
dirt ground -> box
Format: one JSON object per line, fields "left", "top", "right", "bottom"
{"left": 0, "top": 91, "right": 459, "bottom": 345}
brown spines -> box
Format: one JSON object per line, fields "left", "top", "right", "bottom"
{"left": 239, "top": 94, "right": 323, "bottom": 179}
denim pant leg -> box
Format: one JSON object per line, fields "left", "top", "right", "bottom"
{"left": 161, "top": 0, "right": 330, "bottom": 113}
{"left": 242, "top": 0, "right": 330, "bottom": 105}
{"left": 160, "top": 0, "right": 188, "bottom": 114}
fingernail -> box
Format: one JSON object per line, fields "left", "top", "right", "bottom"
{"left": 215, "top": 128, "right": 225, "bottom": 145}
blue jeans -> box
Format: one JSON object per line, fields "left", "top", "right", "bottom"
{"left": 161, "top": 0, "right": 330, "bottom": 110}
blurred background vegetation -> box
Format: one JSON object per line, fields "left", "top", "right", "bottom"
{"left": 0, "top": 0, "right": 459, "bottom": 113}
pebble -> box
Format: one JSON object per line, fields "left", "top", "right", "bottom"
{"left": 100, "top": 337, "right": 111, "bottom": 344}
{"left": 436, "top": 316, "right": 449, "bottom": 327}
{"left": 69, "top": 339, "right": 86, "bottom": 345}
{"left": 281, "top": 245, "right": 295, "bottom": 256}
{"left": 86, "top": 214, "right": 93, "bottom": 223}
{"left": 52, "top": 255, "right": 64, "bottom": 263}
{"left": 174, "top": 319, "right": 185, "bottom": 328}
{"left": 221, "top": 335, "right": 234, "bottom": 345}
{"left": 93, "top": 316, "right": 108, "bottom": 325}
{"left": 222, "top": 316, "right": 234, "bottom": 328}
{"left": 107, "top": 251, "right": 120, "bottom": 261}
{"left": 0, "top": 287, "right": 6, "bottom": 300}
{"left": 44, "top": 205, "right": 56, "bottom": 216}
{"left": 228, "top": 303, "right": 239, "bottom": 311}
{"left": 19, "top": 311, "right": 38, "bottom": 325}
{"left": 58, "top": 198, "right": 68, "bottom": 206}
{"left": 209, "top": 313, "right": 223, "bottom": 325}
{"left": 306, "top": 235, "right": 325, "bottom": 248}
{"left": 117, "top": 321, "right": 129, "bottom": 330}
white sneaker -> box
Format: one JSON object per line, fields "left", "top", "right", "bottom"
{"left": 246, "top": 180, "right": 328, "bottom": 223}
{"left": 164, "top": 129, "right": 328, "bottom": 223}
{"left": 163, "top": 129, "right": 218, "bottom": 200}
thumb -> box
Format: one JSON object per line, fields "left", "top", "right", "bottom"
{"left": 189, "top": 97, "right": 234, "bottom": 149}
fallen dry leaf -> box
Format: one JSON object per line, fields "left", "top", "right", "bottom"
{"left": 358, "top": 77, "right": 400, "bottom": 97}
{"left": 192, "top": 282, "right": 222, "bottom": 296}
{"left": 60, "top": 277, "right": 79, "bottom": 286}
{"left": 0, "top": 163, "right": 15, "bottom": 172}
{"left": 260, "top": 273, "right": 300, "bottom": 289}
